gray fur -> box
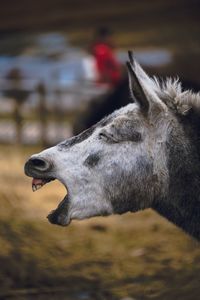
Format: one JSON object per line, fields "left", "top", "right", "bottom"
{"left": 24, "top": 52, "right": 200, "bottom": 240}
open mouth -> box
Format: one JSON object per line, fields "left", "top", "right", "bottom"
{"left": 24, "top": 156, "right": 71, "bottom": 226}
{"left": 31, "top": 176, "right": 70, "bottom": 226}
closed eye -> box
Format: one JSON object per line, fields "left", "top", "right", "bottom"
{"left": 99, "top": 129, "right": 142, "bottom": 143}
{"left": 99, "top": 132, "right": 108, "bottom": 141}
{"left": 98, "top": 131, "right": 117, "bottom": 143}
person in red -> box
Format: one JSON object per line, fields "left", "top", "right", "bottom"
{"left": 90, "top": 27, "right": 122, "bottom": 88}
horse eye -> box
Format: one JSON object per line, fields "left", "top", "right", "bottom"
{"left": 99, "top": 130, "right": 118, "bottom": 143}
{"left": 99, "top": 132, "right": 109, "bottom": 141}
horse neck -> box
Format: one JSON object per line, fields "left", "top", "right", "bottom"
{"left": 153, "top": 121, "right": 200, "bottom": 240}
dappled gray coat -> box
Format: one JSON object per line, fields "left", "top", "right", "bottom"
{"left": 25, "top": 51, "right": 200, "bottom": 241}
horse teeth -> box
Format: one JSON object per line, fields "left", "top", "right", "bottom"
{"left": 32, "top": 184, "right": 42, "bottom": 192}
{"left": 36, "top": 184, "right": 42, "bottom": 190}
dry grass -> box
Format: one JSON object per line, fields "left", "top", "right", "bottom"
{"left": 0, "top": 145, "right": 199, "bottom": 299}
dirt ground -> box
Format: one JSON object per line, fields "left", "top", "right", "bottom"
{"left": 0, "top": 145, "right": 199, "bottom": 300}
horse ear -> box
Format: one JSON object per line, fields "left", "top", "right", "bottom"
{"left": 127, "top": 51, "right": 167, "bottom": 117}
{"left": 126, "top": 51, "right": 149, "bottom": 114}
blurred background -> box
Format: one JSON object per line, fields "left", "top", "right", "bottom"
{"left": 0, "top": 0, "right": 200, "bottom": 299}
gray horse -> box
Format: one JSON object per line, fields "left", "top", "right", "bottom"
{"left": 25, "top": 51, "right": 200, "bottom": 240}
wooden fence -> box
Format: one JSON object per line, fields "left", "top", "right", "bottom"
{"left": 0, "top": 77, "right": 106, "bottom": 146}
{"left": 1, "top": 81, "right": 55, "bottom": 146}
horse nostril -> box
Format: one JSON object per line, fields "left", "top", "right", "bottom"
{"left": 24, "top": 156, "right": 52, "bottom": 177}
{"left": 29, "top": 157, "right": 50, "bottom": 171}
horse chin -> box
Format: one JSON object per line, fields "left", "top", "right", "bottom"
{"left": 47, "top": 194, "right": 71, "bottom": 226}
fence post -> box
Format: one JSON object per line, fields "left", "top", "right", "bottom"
{"left": 37, "top": 82, "right": 48, "bottom": 147}
{"left": 13, "top": 98, "right": 23, "bottom": 145}
{"left": 6, "top": 68, "right": 28, "bottom": 144}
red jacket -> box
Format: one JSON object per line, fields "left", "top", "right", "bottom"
{"left": 92, "top": 42, "right": 121, "bottom": 87}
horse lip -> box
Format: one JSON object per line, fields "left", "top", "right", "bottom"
{"left": 47, "top": 194, "right": 70, "bottom": 226}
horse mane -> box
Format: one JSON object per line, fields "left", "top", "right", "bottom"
{"left": 153, "top": 76, "right": 200, "bottom": 116}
